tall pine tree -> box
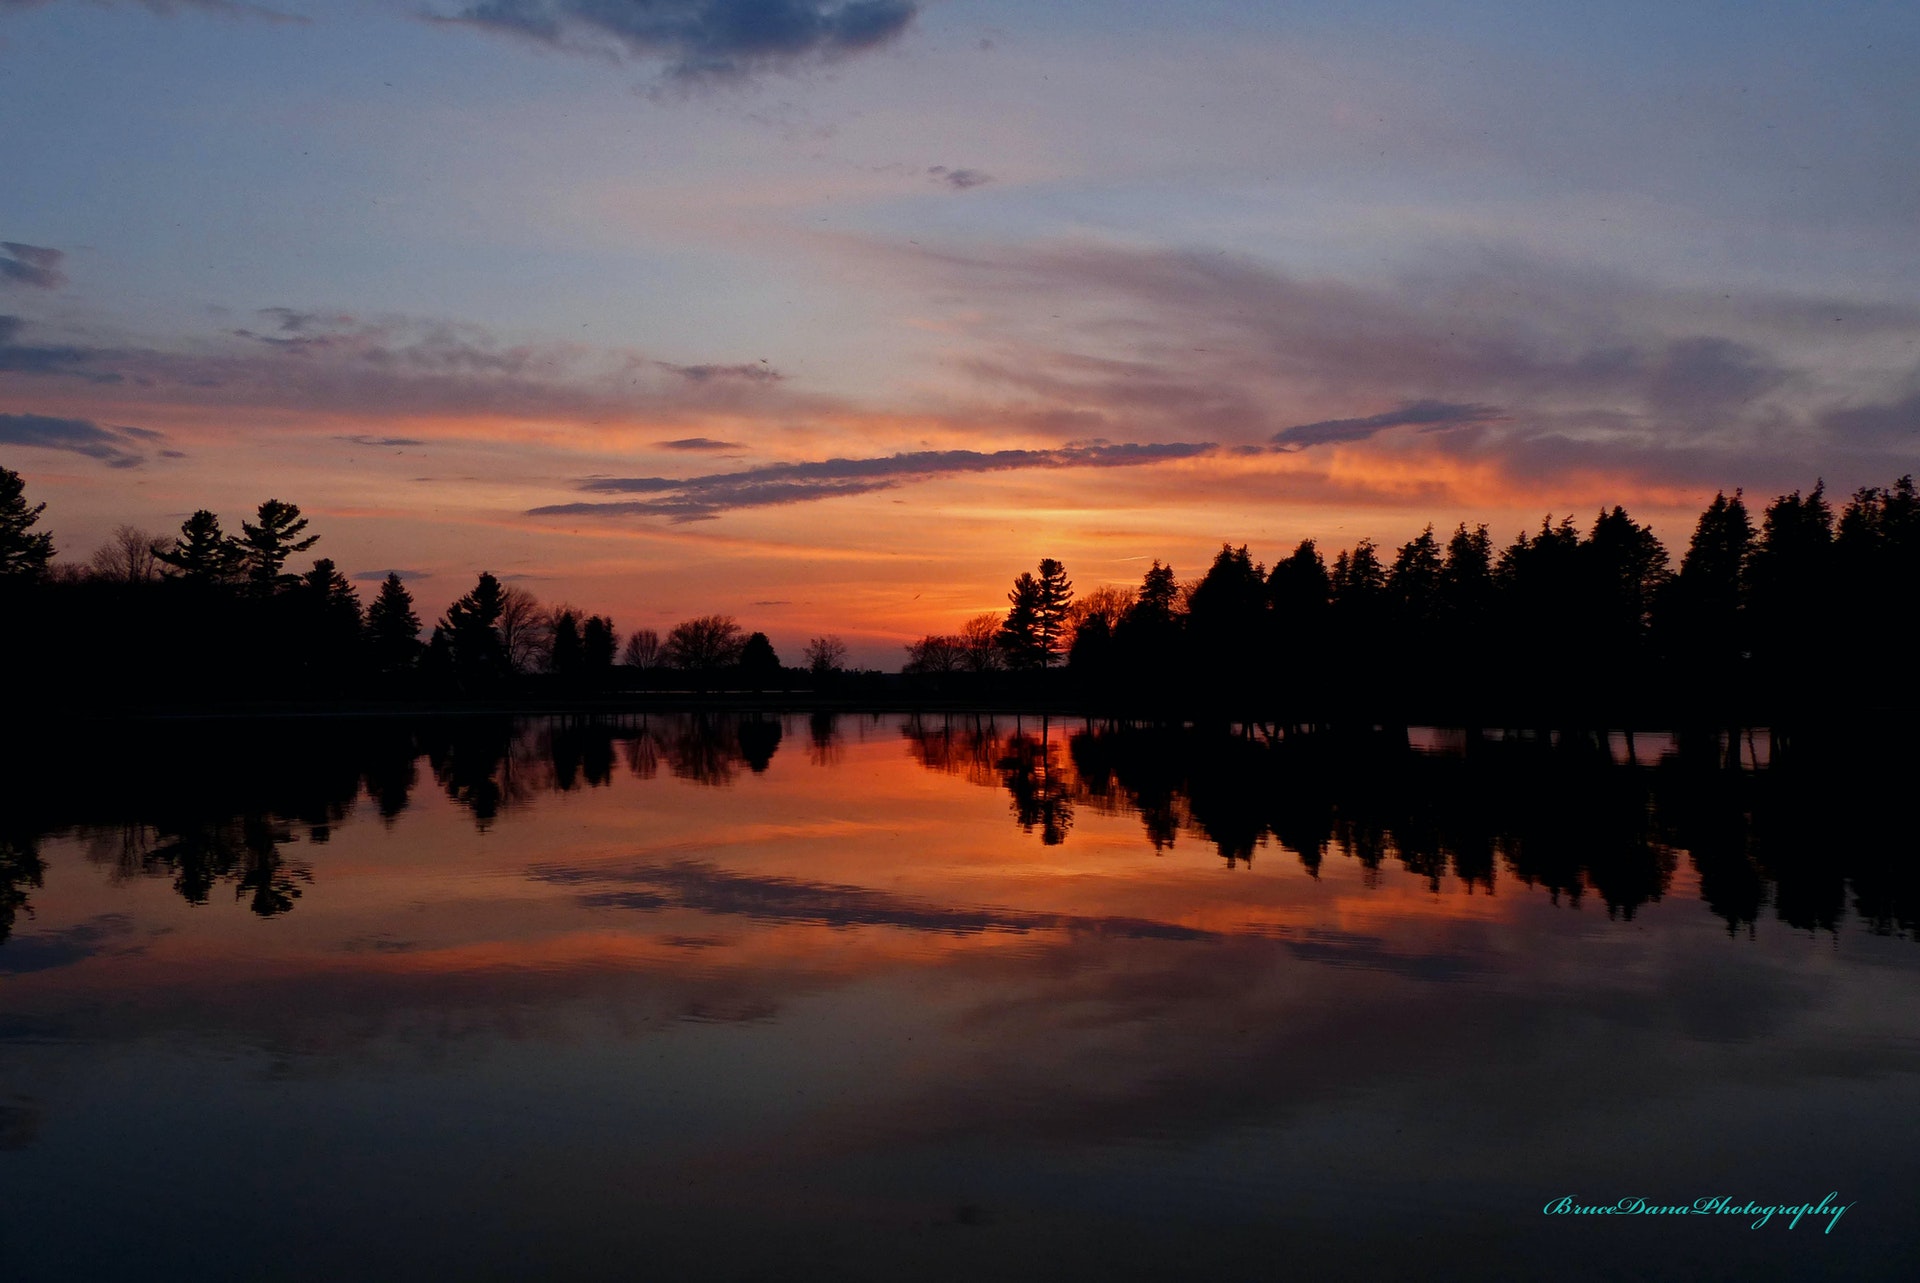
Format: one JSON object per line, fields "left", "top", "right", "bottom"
{"left": 365, "top": 573, "right": 423, "bottom": 674}
{"left": 0, "top": 464, "right": 54, "bottom": 580}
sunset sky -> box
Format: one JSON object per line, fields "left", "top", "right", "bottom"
{"left": 3, "top": 1, "right": 1916, "bottom": 662}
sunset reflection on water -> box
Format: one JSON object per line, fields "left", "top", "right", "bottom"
{"left": 1, "top": 714, "right": 1915, "bottom": 1280}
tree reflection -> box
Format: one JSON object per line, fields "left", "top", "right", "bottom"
{"left": 0, "top": 713, "right": 1912, "bottom": 940}
{"left": 899, "top": 717, "right": 1917, "bottom": 935}
{"left": 0, "top": 835, "right": 45, "bottom": 944}
{"left": 998, "top": 722, "right": 1074, "bottom": 846}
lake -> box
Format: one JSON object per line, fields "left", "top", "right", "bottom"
{"left": 1, "top": 713, "right": 1916, "bottom": 1280}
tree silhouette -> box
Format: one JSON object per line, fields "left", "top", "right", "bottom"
{"left": 1388, "top": 526, "right": 1443, "bottom": 628}
{"left": 582, "top": 615, "right": 617, "bottom": 675}
{"left": 238, "top": 499, "right": 320, "bottom": 594}
{"left": 663, "top": 614, "right": 745, "bottom": 671}
{"left": 1136, "top": 560, "right": 1179, "bottom": 621}
{"left": 442, "top": 571, "right": 510, "bottom": 686}
{"left": 1438, "top": 524, "right": 1494, "bottom": 627}
{"left": 959, "top": 615, "right": 1003, "bottom": 672}
{"left": 154, "top": 510, "right": 242, "bottom": 583}
{"left": 904, "top": 633, "right": 965, "bottom": 674}
{"left": 1108, "top": 560, "right": 1183, "bottom": 704}
{"left": 498, "top": 586, "right": 547, "bottom": 675}
{"left": 803, "top": 634, "right": 846, "bottom": 676}
{"left": 0, "top": 835, "right": 45, "bottom": 944}
{"left": 88, "top": 525, "right": 164, "bottom": 582}
{"left": 1034, "top": 558, "right": 1074, "bottom": 665}
{"left": 1269, "top": 540, "right": 1329, "bottom": 632}
{"left": 623, "top": 627, "right": 663, "bottom": 669}
{"left": 1835, "top": 477, "right": 1918, "bottom": 691}
{"left": 365, "top": 573, "right": 423, "bottom": 674}
{"left": 296, "top": 558, "right": 364, "bottom": 692}
{"left": 1186, "top": 544, "right": 1268, "bottom": 708}
{"left": 739, "top": 631, "right": 781, "bottom": 690}
{"left": 998, "top": 572, "right": 1047, "bottom": 669}
{"left": 301, "top": 558, "right": 362, "bottom": 628}
{"left": 549, "top": 608, "right": 584, "bottom": 678}
{"left": 0, "top": 464, "right": 54, "bottom": 580}
{"left": 1748, "top": 484, "right": 1834, "bottom": 696}
{"left": 1654, "top": 490, "right": 1755, "bottom": 705}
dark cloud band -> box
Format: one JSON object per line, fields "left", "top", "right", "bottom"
{"left": 1271, "top": 400, "right": 1502, "bottom": 450}
{"left": 0, "top": 243, "right": 66, "bottom": 292}
{"left": 0, "top": 411, "right": 162, "bottom": 468}
{"left": 531, "top": 441, "right": 1218, "bottom": 521}
{"left": 440, "top": 0, "right": 918, "bottom": 80}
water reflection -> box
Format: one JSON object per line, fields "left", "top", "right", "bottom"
{"left": 0, "top": 713, "right": 1914, "bottom": 938}
{"left": 2, "top": 713, "right": 1917, "bottom": 1280}
{"left": 902, "top": 715, "right": 1917, "bottom": 936}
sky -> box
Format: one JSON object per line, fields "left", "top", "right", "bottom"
{"left": 2, "top": 0, "right": 1917, "bottom": 662}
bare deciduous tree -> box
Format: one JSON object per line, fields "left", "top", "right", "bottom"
{"left": 88, "top": 525, "right": 165, "bottom": 583}
{"left": 903, "top": 634, "right": 965, "bottom": 674}
{"left": 802, "top": 635, "right": 847, "bottom": 675}
{"left": 498, "top": 585, "right": 548, "bottom": 674}
{"left": 960, "top": 613, "right": 1004, "bottom": 672}
{"left": 621, "top": 627, "right": 662, "bottom": 668}
{"left": 1067, "top": 584, "right": 1135, "bottom": 649}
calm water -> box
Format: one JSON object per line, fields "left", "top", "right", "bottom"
{"left": 1, "top": 714, "right": 1916, "bottom": 1281}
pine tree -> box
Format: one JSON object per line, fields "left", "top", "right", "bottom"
{"left": 443, "top": 571, "right": 509, "bottom": 684}
{"left": 582, "top": 615, "right": 618, "bottom": 672}
{"left": 998, "top": 572, "right": 1046, "bottom": 669}
{"left": 1033, "top": 558, "right": 1074, "bottom": 666}
{"left": 0, "top": 464, "right": 55, "bottom": 580}
{"left": 1269, "top": 541, "right": 1328, "bottom": 619}
{"left": 549, "top": 609, "right": 583, "bottom": 677}
{"left": 154, "top": 510, "right": 242, "bottom": 583}
{"left": 1388, "top": 527, "right": 1444, "bottom": 627}
{"left": 301, "top": 558, "right": 363, "bottom": 628}
{"left": 1134, "top": 560, "right": 1180, "bottom": 622}
{"left": 365, "top": 573, "right": 423, "bottom": 673}
{"left": 1438, "top": 524, "right": 1494, "bottom": 624}
{"left": 239, "top": 499, "right": 320, "bottom": 594}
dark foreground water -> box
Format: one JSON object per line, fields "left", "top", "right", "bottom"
{"left": 1, "top": 714, "right": 1916, "bottom": 1281}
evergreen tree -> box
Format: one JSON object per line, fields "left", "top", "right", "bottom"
{"left": 301, "top": 558, "right": 363, "bottom": 629}
{"left": 1331, "top": 538, "right": 1387, "bottom": 602}
{"left": 1748, "top": 484, "right": 1835, "bottom": 683}
{"left": 998, "top": 572, "right": 1047, "bottom": 669}
{"left": 1834, "top": 476, "right": 1918, "bottom": 691}
{"left": 1438, "top": 524, "right": 1494, "bottom": 627}
{"left": 442, "top": 571, "right": 510, "bottom": 685}
{"left": 1657, "top": 490, "right": 1754, "bottom": 675}
{"left": 582, "top": 615, "right": 617, "bottom": 674}
{"left": 238, "top": 499, "right": 319, "bottom": 594}
{"left": 1388, "top": 526, "right": 1444, "bottom": 628}
{"left": 0, "top": 464, "right": 55, "bottom": 580}
{"left": 1583, "top": 506, "right": 1668, "bottom": 644}
{"left": 1034, "top": 558, "right": 1075, "bottom": 666}
{"left": 1269, "top": 540, "right": 1330, "bottom": 634}
{"left": 548, "top": 609, "right": 583, "bottom": 678}
{"left": 365, "top": 573, "right": 424, "bottom": 674}
{"left": 154, "top": 510, "right": 242, "bottom": 583}
{"left": 0, "top": 835, "right": 46, "bottom": 946}
{"left": 1134, "top": 560, "right": 1180, "bottom": 622}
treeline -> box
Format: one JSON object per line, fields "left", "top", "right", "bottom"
{"left": 902, "top": 479, "right": 1918, "bottom": 725}
{"left": 4, "top": 462, "right": 1915, "bottom": 722}
{"left": 0, "top": 465, "right": 856, "bottom": 711}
